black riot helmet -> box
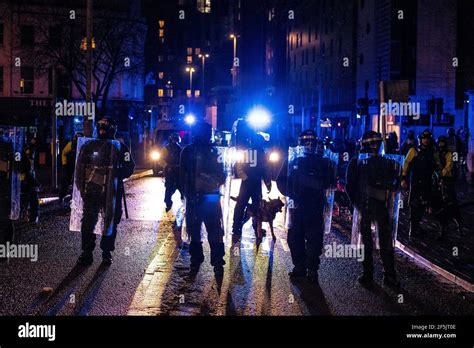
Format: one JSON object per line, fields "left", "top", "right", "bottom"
{"left": 169, "top": 133, "right": 181, "bottom": 145}
{"left": 96, "top": 117, "right": 117, "bottom": 140}
{"left": 193, "top": 121, "right": 212, "bottom": 144}
{"left": 418, "top": 129, "right": 433, "bottom": 148}
{"left": 361, "top": 131, "right": 383, "bottom": 154}
{"left": 299, "top": 130, "right": 322, "bottom": 155}
{"left": 437, "top": 135, "right": 448, "bottom": 150}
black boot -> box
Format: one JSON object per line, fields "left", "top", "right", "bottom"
{"left": 189, "top": 263, "right": 201, "bottom": 277}
{"left": 357, "top": 272, "right": 374, "bottom": 286}
{"left": 289, "top": 267, "right": 307, "bottom": 281}
{"left": 307, "top": 269, "right": 319, "bottom": 284}
{"left": 383, "top": 273, "right": 400, "bottom": 289}
{"left": 102, "top": 251, "right": 113, "bottom": 265}
{"left": 214, "top": 265, "right": 224, "bottom": 277}
{"left": 77, "top": 252, "right": 93, "bottom": 266}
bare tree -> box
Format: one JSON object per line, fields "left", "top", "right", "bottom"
{"left": 8, "top": 0, "right": 146, "bottom": 117}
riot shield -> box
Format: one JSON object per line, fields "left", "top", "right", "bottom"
{"left": 323, "top": 149, "right": 339, "bottom": 235}
{"left": 285, "top": 147, "right": 337, "bottom": 234}
{"left": 69, "top": 137, "right": 121, "bottom": 236}
{"left": 0, "top": 127, "right": 23, "bottom": 221}
{"left": 350, "top": 153, "right": 404, "bottom": 249}
{"left": 219, "top": 146, "right": 234, "bottom": 237}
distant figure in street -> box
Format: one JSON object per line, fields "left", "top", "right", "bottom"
{"left": 401, "top": 130, "right": 441, "bottom": 238}
{"left": 160, "top": 133, "right": 183, "bottom": 212}
{"left": 59, "top": 132, "right": 83, "bottom": 202}
{"left": 21, "top": 137, "right": 40, "bottom": 223}
{"left": 436, "top": 136, "right": 463, "bottom": 239}
{"left": 446, "top": 128, "right": 462, "bottom": 179}
{"left": 386, "top": 132, "right": 399, "bottom": 154}
{"left": 400, "top": 130, "right": 417, "bottom": 157}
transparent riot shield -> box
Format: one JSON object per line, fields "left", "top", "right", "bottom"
{"left": 0, "top": 127, "right": 23, "bottom": 220}
{"left": 323, "top": 149, "right": 339, "bottom": 235}
{"left": 69, "top": 137, "right": 121, "bottom": 236}
{"left": 219, "top": 146, "right": 234, "bottom": 236}
{"left": 285, "top": 147, "right": 337, "bottom": 234}
{"left": 350, "top": 153, "right": 404, "bottom": 249}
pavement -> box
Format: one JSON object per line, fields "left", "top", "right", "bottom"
{"left": 1, "top": 175, "right": 474, "bottom": 316}
{"left": 333, "top": 180, "right": 474, "bottom": 291}
{"left": 397, "top": 181, "right": 474, "bottom": 288}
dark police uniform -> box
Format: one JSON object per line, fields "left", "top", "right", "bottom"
{"left": 232, "top": 143, "right": 271, "bottom": 243}
{"left": 287, "top": 143, "right": 334, "bottom": 281}
{"left": 76, "top": 118, "right": 135, "bottom": 266}
{"left": 180, "top": 123, "right": 226, "bottom": 275}
{"left": 403, "top": 139, "right": 440, "bottom": 237}
{"left": 346, "top": 153, "right": 399, "bottom": 284}
{"left": 162, "top": 140, "right": 182, "bottom": 210}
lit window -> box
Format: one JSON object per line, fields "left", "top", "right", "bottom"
{"left": 197, "top": 0, "right": 211, "bottom": 13}
{"left": 167, "top": 89, "right": 173, "bottom": 97}
{"left": 158, "top": 89, "right": 164, "bottom": 97}
{"left": 159, "top": 20, "right": 165, "bottom": 28}
{"left": 186, "top": 89, "right": 192, "bottom": 97}
{"left": 158, "top": 72, "right": 164, "bottom": 79}
{"left": 194, "top": 90, "right": 200, "bottom": 97}
{"left": 20, "top": 66, "right": 34, "bottom": 94}
{"left": 187, "top": 55, "right": 193, "bottom": 64}
{"left": 195, "top": 48, "right": 201, "bottom": 55}
{"left": 187, "top": 47, "right": 193, "bottom": 55}
{"left": 159, "top": 29, "right": 164, "bottom": 38}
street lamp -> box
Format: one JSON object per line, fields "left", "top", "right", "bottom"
{"left": 198, "top": 53, "right": 209, "bottom": 95}
{"left": 230, "top": 34, "right": 239, "bottom": 87}
{"left": 185, "top": 66, "right": 195, "bottom": 97}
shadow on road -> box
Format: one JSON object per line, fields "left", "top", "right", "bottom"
{"left": 292, "top": 279, "right": 332, "bottom": 315}
{"left": 30, "top": 265, "right": 87, "bottom": 316}
{"left": 73, "top": 263, "right": 111, "bottom": 316}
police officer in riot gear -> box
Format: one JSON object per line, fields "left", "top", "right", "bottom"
{"left": 161, "top": 133, "right": 183, "bottom": 212}
{"left": 0, "top": 129, "right": 15, "bottom": 252}
{"left": 401, "top": 129, "right": 440, "bottom": 238}
{"left": 180, "top": 122, "right": 226, "bottom": 277}
{"left": 0, "top": 128, "right": 25, "bottom": 261}
{"left": 346, "top": 131, "right": 400, "bottom": 288}
{"left": 437, "top": 135, "right": 462, "bottom": 238}
{"left": 77, "top": 117, "right": 135, "bottom": 266}
{"left": 232, "top": 131, "right": 272, "bottom": 245}
{"left": 286, "top": 130, "right": 334, "bottom": 283}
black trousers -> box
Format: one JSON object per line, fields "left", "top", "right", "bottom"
{"left": 81, "top": 190, "right": 122, "bottom": 254}
{"left": 287, "top": 205, "right": 325, "bottom": 272}
{"left": 409, "top": 181, "right": 431, "bottom": 232}
{"left": 186, "top": 195, "right": 225, "bottom": 267}
{"left": 22, "top": 181, "right": 39, "bottom": 220}
{"left": 59, "top": 165, "right": 74, "bottom": 200}
{"left": 439, "top": 177, "right": 462, "bottom": 232}
{"left": 232, "top": 179, "right": 262, "bottom": 237}
{"left": 164, "top": 170, "right": 181, "bottom": 208}
{"left": 359, "top": 199, "right": 396, "bottom": 277}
